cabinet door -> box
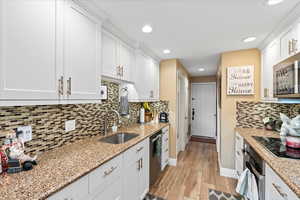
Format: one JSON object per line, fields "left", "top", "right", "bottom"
{"left": 92, "top": 178, "right": 122, "bottom": 200}
{"left": 138, "top": 140, "right": 150, "bottom": 199}
{"left": 63, "top": 0, "right": 101, "bottom": 100}
{"left": 123, "top": 159, "right": 139, "bottom": 200}
{"left": 153, "top": 60, "right": 160, "bottom": 101}
{"left": 119, "top": 42, "right": 135, "bottom": 82}
{"left": 0, "top": 0, "right": 59, "bottom": 100}
{"left": 261, "top": 39, "right": 279, "bottom": 101}
{"left": 102, "top": 31, "right": 119, "bottom": 79}
{"left": 134, "top": 53, "right": 148, "bottom": 100}
{"left": 280, "top": 27, "right": 297, "bottom": 60}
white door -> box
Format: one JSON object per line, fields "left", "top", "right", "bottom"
{"left": 63, "top": 0, "right": 101, "bottom": 100}
{"left": 191, "top": 83, "right": 216, "bottom": 138}
{"left": 0, "top": 0, "right": 59, "bottom": 100}
{"left": 102, "top": 31, "right": 118, "bottom": 79}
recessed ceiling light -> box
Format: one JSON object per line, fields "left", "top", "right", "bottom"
{"left": 142, "top": 25, "right": 152, "bottom": 33}
{"left": 163, "top": 49, "right": 171, "bottom": 54}
{"left": 243, "top": 36, "right": 257, "bottom": 43}
{"left": 267, "top": 0, "right": 284, "bottom": 6}
{"left": 198, "top": 68, "right": 205, "bottom": 72}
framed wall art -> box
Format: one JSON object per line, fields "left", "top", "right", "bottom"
{"left": 227, "top": 65, "right": 254, "bottom": 95}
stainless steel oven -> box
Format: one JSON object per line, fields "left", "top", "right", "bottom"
{"left": 274, "top": 60, "right": 300, "bottom": 98}
{"left": 244, "top": 142, "right": 265, "bottom": 200}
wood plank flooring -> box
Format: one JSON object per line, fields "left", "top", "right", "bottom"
{"left": 149, "top": 142, "right": 237, "bottom": 200}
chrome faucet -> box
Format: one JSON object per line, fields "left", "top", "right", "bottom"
{"left": 104, "top": 109, "right": 121, "bottom": 136}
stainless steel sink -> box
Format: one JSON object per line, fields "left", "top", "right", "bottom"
{"left": 99, "top": 132, "right": 139, "bottom": 144}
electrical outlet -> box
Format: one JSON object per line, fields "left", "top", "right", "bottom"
{"left": 65, "top": 120, "right": 76, "bottom": 132}
{"left": 17, "top": 126, "right": 32, "bottom": 142}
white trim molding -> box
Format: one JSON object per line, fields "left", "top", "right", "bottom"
{"left": 220, "top": 167, "right": 238, "bottom": 179}
{"left": 168, "top": 158, "right": 177, "bottom": 166}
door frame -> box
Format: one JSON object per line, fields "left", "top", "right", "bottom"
{"left": 190, "top": 82, "right": 217, "bottom": 139}
{"left": 177, "top": 71, "right": 189, "bottom": 154}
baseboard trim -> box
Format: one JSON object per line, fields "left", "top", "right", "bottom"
{"left": 220, "top": 167, "right": 238, "bottom": 179}
{"left": 168, "top": 158, "right": 177, "bottom": 166}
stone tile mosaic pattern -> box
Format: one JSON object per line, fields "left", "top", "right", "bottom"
{"left": 0, "top": 81, "right": 169, "bottom": 155}
{"left": 236, "top": 101, "right": 300, "bottom": 129}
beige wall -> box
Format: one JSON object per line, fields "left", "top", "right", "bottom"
{"left": 160, "top": 59, "right": 190, "bottom": 159}
{"left": 219, "top": 48, "right": 261, "bottom": 169}
{"left": 190, "top": 75, "right": 217, "bottom": 83}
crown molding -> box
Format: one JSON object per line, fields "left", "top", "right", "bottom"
{"left": 77, "top": 0, "right": 161, "bottom": 62}
{"left": 258, "top": 2, "right": 300, "bottom": 50}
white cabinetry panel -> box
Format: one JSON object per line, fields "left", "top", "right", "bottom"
{"left": 63, "top": 0, "right": 101, "bottom": 100}
{"left": 102, "top": 31, "right": 119, "bottom": 79}
{"left": 0, "top": 0, "right": 58, "bottom": 100}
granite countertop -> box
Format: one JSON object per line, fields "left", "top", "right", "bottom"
{"left": 0, "top": 122, "right": 169, "bottom": 200}
{"left": 236, "top": 128, "right": 300, "bottom": 198}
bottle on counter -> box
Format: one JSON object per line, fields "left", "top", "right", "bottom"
{"left": 139, "top": 106, "right": 145, "bottom": 124}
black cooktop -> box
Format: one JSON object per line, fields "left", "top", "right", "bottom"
{"left": 253, "top": 136, "right": 300, "bottom": 160}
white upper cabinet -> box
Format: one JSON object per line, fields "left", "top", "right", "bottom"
{"left": 0, "top": 0, "right": 102, "bottom": 104}
{"left": 119, "top": 41, "right": 135, "bottom": 82}
{"left": 102, "top": 30, "right": 135, "bottom": 82}
{"left": 0, "top": 0, "right": 58, "bottom": 100}
{"left": 280, "top": 26, "right": 298, "bottom": 59}
{"left": 126, "top": 51, "right": 160, "bottom": 102}
{"left": 63, "top": 0, "right": 101, "bottom": 100}
{"left": 261, "top": 39, "right": 280, "bottom": 101}
{"left": 102, "top": 31, "right": 119, "bottom": 79}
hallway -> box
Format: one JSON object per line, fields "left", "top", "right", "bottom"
{"left": 149, "top": 142, "right": 237, "bottom": 200}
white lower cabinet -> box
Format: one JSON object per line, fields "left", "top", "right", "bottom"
{"left": 124, "top": 138, "right": 149, "bottom": 200}
{"left": 265, "top": 164, "right": 299, "bottom": 200}
{"left": 161, "top": 126, "right": 169, "bottom": 171}
{"left": 48, "top": 138, "right": 150, "bottom": 200}
{"left": 235, "top": 132, "right": 244, "bottom": 178}
{"left": 48, "top": 175, "right": 89, "bottom": 200}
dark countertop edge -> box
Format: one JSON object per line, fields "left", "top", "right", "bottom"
{"left": 235, "top": 128, "right": 300, "bottom": 198}
{"left": 42, "top": 123, "right": 169, "bottom": 200}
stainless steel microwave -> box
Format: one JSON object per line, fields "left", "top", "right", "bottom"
{"left": 274, "top": 60, "right": 300, "bottom": 98}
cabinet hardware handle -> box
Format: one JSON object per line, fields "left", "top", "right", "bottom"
{"left": 121, "top": 66, "right": 124, "bottom": 77}
{"left": 67, "top": 77, "right": 72, "bottom": 95}
{"left": 136, "top": 147, "right": 144, "bottom": 152}
{"left": 292, "top": 39, "right": 298, "bottom": 53}
{"left": 236, "top": 151, "right": 240, "bottom": 156}
{"left": 141, "top": 158, "right": 143, "bottom": 169}
{"left": 236, "top": 136, "right": 240, "bottom": 140}
{"left": 272, "top": 183, "right": 288, "bottom": 198}
{"left": 137, "top": 159, "right": 141, "bottom": 170}
{"left": 104, "top": 166, "right": 117, "bottom": 177}
{"left": 289, "top": 40, "right": 293, "bottom": 55}
{"left": 165, "top": 148, "right": 169, "bottom": 152}
{"left": 58, "top": 76, "right": 64, "bottom": 96}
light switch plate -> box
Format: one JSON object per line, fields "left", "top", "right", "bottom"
{"left": 65, "top": 120, "right": 76, "bottom": 132}
{"left": 17, "top": 126, "right": 32, "bottom": 142}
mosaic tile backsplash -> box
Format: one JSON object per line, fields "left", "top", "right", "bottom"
{"left": 236, "top": 101, "right": 300, "bottom": 129}
{"left": 0, "top": 81, "right": 169, "bottom": 155}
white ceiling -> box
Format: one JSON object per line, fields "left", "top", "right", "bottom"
{"left": 90, "top": 0, "right": 300, "bottom": 76}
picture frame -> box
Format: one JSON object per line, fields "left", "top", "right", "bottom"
{"left": 227, "top": 65, "right": 254, "bottom": 95}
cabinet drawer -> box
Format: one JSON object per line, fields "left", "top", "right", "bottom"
{"left": 91, "top": 177, "right": 122, "bottom": 200}
{"left": 89, "top": 154, "right": 123, "bottom": 195}
{"left": 266, "top": 164, "right": 299, "bottom": 200}
{"left": 124, "top": 138, "right": 148, "bottom": 166}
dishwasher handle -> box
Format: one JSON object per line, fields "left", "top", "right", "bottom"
{"left": 151, "top": 135, "right": 161, "bottom": 143}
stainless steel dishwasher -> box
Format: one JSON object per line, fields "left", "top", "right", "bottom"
{"left": 149, "top": 130, "right": 162, "bottom": 186}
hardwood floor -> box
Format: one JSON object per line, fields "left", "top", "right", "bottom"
{"left": 149, "top": 142, "right": 237, "bottom": 200}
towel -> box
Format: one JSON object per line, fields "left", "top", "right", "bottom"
{"left": 236, "top": 168, "right": 259, "bottom": 200}
{"left": 120, "top": 94, "right": 129, "bottom": 116}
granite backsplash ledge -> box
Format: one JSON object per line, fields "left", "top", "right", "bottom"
{"left": 236, "top": 101, "right": 300, "bottom": 129}
{"left": 0, "top": 81, "right": 169, "bottom": 155}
